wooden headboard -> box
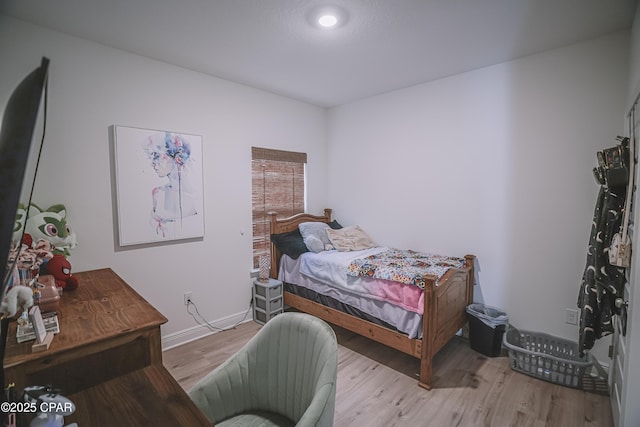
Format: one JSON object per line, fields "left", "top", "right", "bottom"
{"left": 268, "top": 208, "right": 332, "bottom": 279}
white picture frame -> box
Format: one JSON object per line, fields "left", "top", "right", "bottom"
{"left": 113, "top": 125, "right": 205, "bottom": 246}
{"left": 28, "top": 305, "right": 47, "bottom": 344}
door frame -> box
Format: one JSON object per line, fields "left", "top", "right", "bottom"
{"left": 610, "top": 98, "right": 640, "bottom": 427}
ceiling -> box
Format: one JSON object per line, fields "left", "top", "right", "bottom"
{"left": 0, "top": 0, "right": 637, "bottom": 107}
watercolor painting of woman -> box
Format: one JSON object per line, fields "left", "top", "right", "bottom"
{"left": 113, "top": 125, "right": 204, "bottom": 246}
{"left": 143, "top": 132, "right": 199, "bottom": 238}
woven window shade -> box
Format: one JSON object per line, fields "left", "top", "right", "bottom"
{"left": 252, "top": 147, "right": 307, "bottom": 163}
{"left": 251, "top": 147, "right": 306, "bottom": 268}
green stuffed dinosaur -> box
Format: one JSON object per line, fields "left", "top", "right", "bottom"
{"left": 15, "top": 203, "right": 78, "bottom": 257}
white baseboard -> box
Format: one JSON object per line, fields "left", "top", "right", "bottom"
{"left": 161, "top": 310, "right": 254, "bottom": 351}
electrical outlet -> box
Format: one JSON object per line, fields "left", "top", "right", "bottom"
{"left": 184, "top": 291, "right": 193, "bottom": 306}
{"left": 565, "top": 308, "right": 578, "bottom": 325}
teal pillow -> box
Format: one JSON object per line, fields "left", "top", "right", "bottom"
{"left": 270, "top": 229, "right": 308, "bottom": 259}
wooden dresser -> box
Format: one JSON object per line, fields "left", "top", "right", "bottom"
{"left": 4, "top": 268, "right": 212, "bottom": 426}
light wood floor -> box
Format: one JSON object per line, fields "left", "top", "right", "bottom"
{"left": 163, "top": 320, "right": 613, "bottom": 427}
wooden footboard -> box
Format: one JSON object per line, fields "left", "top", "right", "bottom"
{"left": 269, "top": 209, "right": 474, "bottom": 389}
{"left": 419, "top": 255, "right": 474, "bottom": 389}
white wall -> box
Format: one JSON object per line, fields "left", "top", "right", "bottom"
{"left": 0, "top": 14, "right": 632, "bottom": 363}
{"left": 327, "top": 32, "right": 630, "bottom": 362}
{"left": 0, "top": 15, "right": 328, "bottom": 347}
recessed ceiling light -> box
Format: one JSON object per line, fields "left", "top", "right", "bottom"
{"left": 307, "top": 5, "right": 348, "bottom": 30}
{"left": 318, "top": 14, "right": 338, "bottom": 28}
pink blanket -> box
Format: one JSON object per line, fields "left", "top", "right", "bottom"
{"left": 360, "top": 277, "right": 425, "bottom": 315}
{"left": 298, "top": 247, "right": 464, "bottom": 315}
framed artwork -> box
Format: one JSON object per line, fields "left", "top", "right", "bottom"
{"left": 113, "top": 125, "right": 204, "bottom": 246}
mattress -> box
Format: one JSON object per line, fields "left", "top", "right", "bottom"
{"left": 278, "top": 249, "right": 424, "bottom": 338}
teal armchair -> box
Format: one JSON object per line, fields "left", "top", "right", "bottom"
{"left": 189, "top": 312, "right": 338, "bottom": 426}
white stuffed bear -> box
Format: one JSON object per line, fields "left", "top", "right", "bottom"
{"left": 0, "top": 285, "right": 34, "bottom": 318}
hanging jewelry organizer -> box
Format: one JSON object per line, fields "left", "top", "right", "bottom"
{"left": 578, "top": 99, "right": 638, "bottom": 352}
{"left": 609, "top": 112, "right": 635, "bottom": 268}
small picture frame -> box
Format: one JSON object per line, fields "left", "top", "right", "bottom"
{"left": 28, "top": 306, "right": 47, "bottom": 344}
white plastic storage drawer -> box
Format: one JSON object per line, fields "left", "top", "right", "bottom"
{"left": 254, "top": 280, "right": 282, "bottom": 299}
{"left": 255, "top": 296, "right": 283, "bottom": 312}
{"left": 253, "top": 307, "right": 280, "bottom": 325}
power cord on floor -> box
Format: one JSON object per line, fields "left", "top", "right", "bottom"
{"left": 186, "top": 297, "right": 253, "bottom": 333}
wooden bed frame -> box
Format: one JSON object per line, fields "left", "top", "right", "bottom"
{"left": 269, "top": 208, "right": 475, "bottom": 390}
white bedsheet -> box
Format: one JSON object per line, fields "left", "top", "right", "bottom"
{"left": 299, "top": 247, "right": 387, "bottom": 292}
{"left": 279, "top": 250, "right": 423, "bottom": 338}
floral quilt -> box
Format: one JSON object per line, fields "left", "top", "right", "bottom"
{"left": 346, "top": 249, "right": 465, "bottom": 288}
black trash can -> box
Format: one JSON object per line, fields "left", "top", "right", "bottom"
{"left": 466, "top": 303, "right": 509, "bottom": 357}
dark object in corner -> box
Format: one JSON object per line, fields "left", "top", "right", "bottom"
{"left": 466, "top": 303, "right": 509, "bottom": 357}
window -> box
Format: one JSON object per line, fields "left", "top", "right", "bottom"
{"left": 251, "top": 147, "right": 306, "bottom": 268}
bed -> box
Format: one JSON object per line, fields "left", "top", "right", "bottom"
{"left": 268, "top": 209, "right": 475, "bottom": 390}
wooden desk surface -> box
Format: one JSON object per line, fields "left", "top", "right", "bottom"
{"left": 4, "top": 268, "right": 167, "bottom": 368}
{"left": 3, "top": 269, "right": 211, "bottom": 426}
{"left": 4, "top": 268, "right": 169, "bottom": 396}
{"left": 67, "top": 364, "right": 213, "bottom": 426}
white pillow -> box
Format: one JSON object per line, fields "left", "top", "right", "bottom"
{"left": 298, "top": 222, "right": 331, "bottom": 253}
{"left": 303, "top": 235, "right": 324, "bottom": 253}
{"left": 326, "top": 225, "right": 377, "bottom": 251}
